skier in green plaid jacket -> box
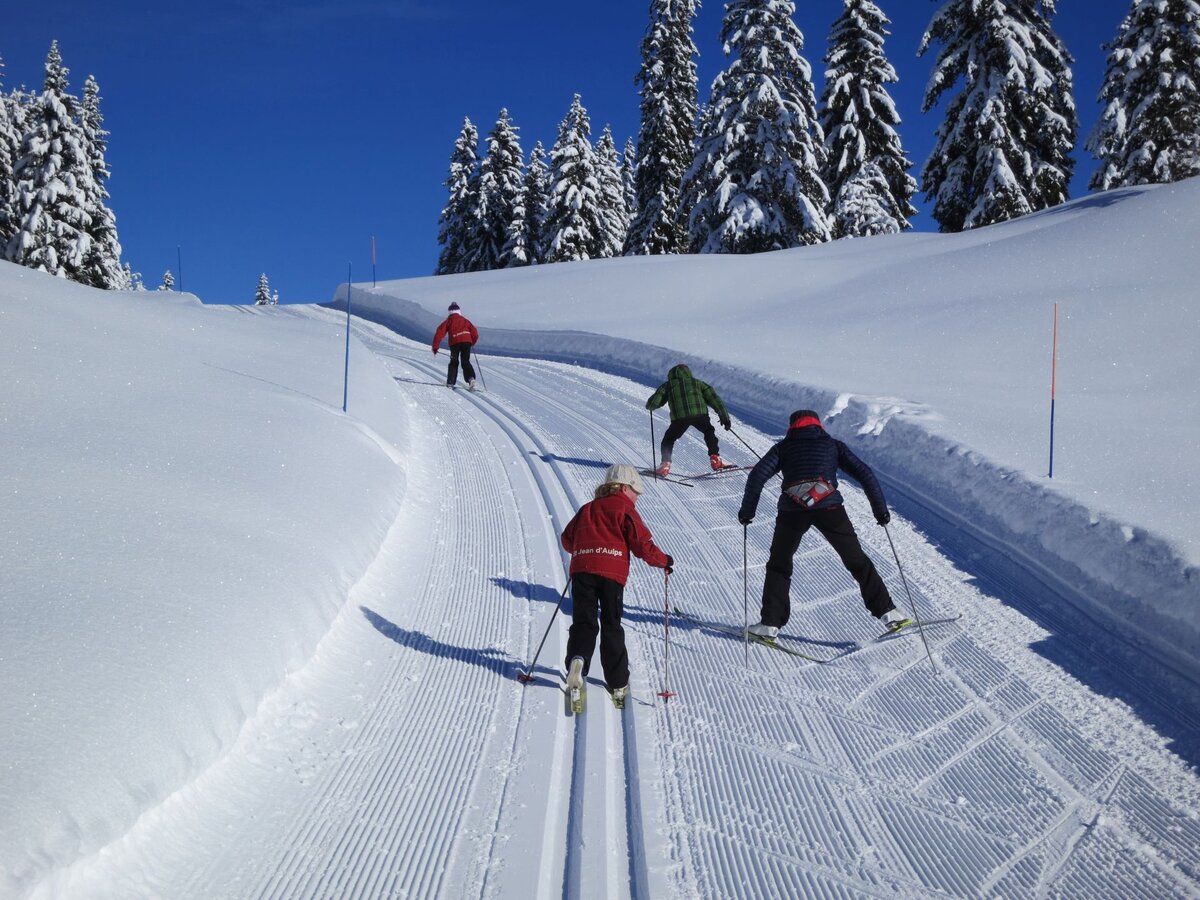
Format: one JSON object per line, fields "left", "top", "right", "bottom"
{"left": 645, "top": 364, "right": 733, "bottom": 475}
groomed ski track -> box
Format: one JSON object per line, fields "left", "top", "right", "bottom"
{"left": 44, "top": 307, "right": 1200, "bottom": 899}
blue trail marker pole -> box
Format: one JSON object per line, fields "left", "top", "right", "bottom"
{"left": 1048, "top": 303, "right": 1058, "bottom": 478}
{"left": 177, "top": 246, "right": 183, "bottom": 292}
{"left": 343, "top": 263, "right": 352, "bottom": 413}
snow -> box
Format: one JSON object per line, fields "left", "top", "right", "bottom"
{"left": 2, "top": 179, "right": 1199, "bottom": 897}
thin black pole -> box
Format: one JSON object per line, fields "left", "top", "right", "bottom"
{"left": 650, "top": 411, "right": 658, "bottom": 477}
{"left": 657, "top": 570, "right": 676, "bottom": 701}
{"left": 342, "top": 264, "right": 352, "bottom": 414}
{"left": 743, "top": 523, "right": 749, "bottom": 664}
{"left": 176, "top": 246, "right": 183, "bottom": 292}
{"left": 517, "top": 582, "right": 571, "bottom": 683}
{"left": 883, "top": 524, "right": 937, "bottom": 674}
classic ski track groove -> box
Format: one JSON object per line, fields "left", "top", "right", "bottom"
{"left": 61, "top": 310, "right": 1200, "bottom": 899}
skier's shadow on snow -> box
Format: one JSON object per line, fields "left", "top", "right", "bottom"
{"left": 360, "top": 606, "right": 537, "bottom": 681}
{"left": 529, "top": 451, "right": 611, "bottom": 470}
{"left": 490, "top": 577, "right": 565, "bottom": 606}
{"left": 622, "top": 603, "right": 854, "bottom": 651}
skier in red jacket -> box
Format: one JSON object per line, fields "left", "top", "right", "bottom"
{"left": 431, "top": 301, "right": 479, "bottom": 389}
{"left": 561, "top": 464, "right": 672, "bottom": 706}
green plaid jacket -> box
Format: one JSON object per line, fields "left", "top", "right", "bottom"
{"left": 646, "top": 364, "right": 729, "bottom": 423}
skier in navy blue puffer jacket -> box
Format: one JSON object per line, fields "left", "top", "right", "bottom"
{"left": 737, "top": 409, "right": 910, "bottom": 638}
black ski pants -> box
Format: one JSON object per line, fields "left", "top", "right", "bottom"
{"left": 446, "top": 342, "right": 476, "bottom": 385}
{"left": 660, "top": 415, "right": 720, "bottom": 462}
{"left": 565, "top": 572, "right": 629, "bottom": 690}
{"left": 760, "top": 505, "right": 893, "bottom": 626}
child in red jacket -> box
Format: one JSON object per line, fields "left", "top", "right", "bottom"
{"left": 431, "top": 301, "right": 479, "bottom": 389}
{"left": 561, "top": 464, "right": 672, "bottom": 706}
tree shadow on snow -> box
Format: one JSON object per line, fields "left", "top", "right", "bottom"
{"left": 360, "top": 606, "right": 542, "bottom": 682}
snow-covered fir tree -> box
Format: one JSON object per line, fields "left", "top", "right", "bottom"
{"left": 158, "top": 269, "right": 174, "bottom": 291}
{"left": 521, "top": 141, "right": 550, "bottom": 265}
{"left": 436, "top": 118, "right": 483, "bottom": 275}
{"left": 0, "top": 59, "right": 21, "bottom": 253}
{"left": 594, "top": 125, "right": 628, "bottom": 258}
{"left": 544, "top": 95, "right": 604, "bottom": 262}
{"left": 478, "top": 109, "right": 527, "bottom": 269}
{"left": 1087, "top": 0, "right": 1200, "bottom": 190}
{"left": 77, "top": 75, "right": 123, "bottom": 289}
{"left": 254, "top": 273, "right": 272, "bottom": 305}
{"left": 119, "top": 261, "right": 143, "bottom": 291}
{"left": 919, "top": 0, "right": 1077, "bottom": 232}
{"left": 625, "top": 0, "right": 700, "bottom": 256}
{"left": 621, "top": 137, "right": 638, "bottom": 225}
{"left": 684, "top": 0, "right": 831, "bottom": 254}
{"left": 6, "top": 42, "right": 97, "bottom": 279}
{"left": 820, "top": 0, "right": 916, "bottom": 238}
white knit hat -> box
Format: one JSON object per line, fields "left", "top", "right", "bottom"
{"left": 604, "top": 463, "right": 645, "bottom": 495}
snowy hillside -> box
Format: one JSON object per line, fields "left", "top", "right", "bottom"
{"left": 338, "top": 179, "right": 1200, "bottom": 674}
{"left": 2, "top": 180, "right": 1199, "bottom": 898}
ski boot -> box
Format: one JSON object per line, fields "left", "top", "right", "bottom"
{"left": 566, "top": 657, "right": 586, "bottom": 714}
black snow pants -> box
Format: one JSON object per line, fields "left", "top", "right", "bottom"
{"left": 660, "top": 414, "right": 720, "bottom": 462}
{"left": 760, "top": 505, "right": 893, "bottom": 626}
{"left": 565, "top": 572, "right": 629, "bottom": 690}
{"left": 446, "top": 342, "right": 476, "bottom": 385}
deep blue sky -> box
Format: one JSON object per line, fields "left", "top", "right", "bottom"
{"left": 6, "top": 1, "right": 1133, "bottom": 305}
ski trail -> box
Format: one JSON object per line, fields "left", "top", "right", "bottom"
{"left": 44, "top": 311, "right": 1200, "bottom": 899}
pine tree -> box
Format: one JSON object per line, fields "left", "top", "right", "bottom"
{"left": 521, "top": 141, "right": 550, "bottom": 265}
{"left": 820, "top": 0, "right": 916, "bottom": 238}
{"left": 919, "top": 0, "right": 1077, "bottom": 232}
{"left": 78, "top": 75, "right": 123, "bottom": 288}
{"left": 436, "top": 118, "right": 482, "bottom": 275}
{"left": 594, "top": 125, "right": 628, "bottom": 258}
{"left": 1087, "top": 0, "right": 1200, "bottom": 190}
{"left": 544, "top": 95, "right": 604, "bottom": 262}
{"left": 254, "top": 273, "right": 271, "bottom": 305}
{"left": 6, "top": 42, "right": 96, "bottom": 279}
{"left": 684, "top": 0, "right": 830, "bottom": 254}
{"left": 625, "top": 0, "right": 700, "bottom": 256}
{"left": 478, "top": 109, "right": 527, "bottom": 269}
{"left": 0, "top": 59, "right": 21, "bottom": 252}
{"left": 158, "top": 269, "right": 174, "bottom": 291}
{"left": 621, "top": 137, "right": 638, "bottom": 226}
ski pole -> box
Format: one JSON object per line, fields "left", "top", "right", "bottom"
{"left": 473, "top": 351, "right": 487, "bottom": 392}
{"left": 729, "top": 425, "right": 763, "bottom": 461}
{"left": 657, "top": 570, "right": 677, "bottom": 702}
{"left": 882, "top": 524, "right": 937, "bottom": 675}
{"left": 517, "top": 582, "right": 570, "bottom": 683}
{"left": 650, "top": 410, "right": 658, "bottom": 477}
{"left": 743, "top": 523, "right": 749, "bottom": 665}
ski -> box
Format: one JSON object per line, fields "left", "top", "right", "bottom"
{"left": 671, "top": 606, "right": 845, "bottom": 663}
{"left": 672, "top": 606, "right": 962, "bottom": 663}
{"left": 569, "top": 683, "right": 586, "bottom": 715}
{"left": 566, "top": 659, "right": 586, "bottom": 715}
{"left": 679, "top": 465, "right": 753, "bottom": 481}
{"left": 638, "top": 468, "right": 695, "bottom": 487}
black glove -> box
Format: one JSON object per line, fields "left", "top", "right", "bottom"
{"left": 876, "top": 511, "right": 891, "bottom": 526}
{"left": 664, "top": 554, "right": 674, "bottom": 574}
{"left": 721, "top": 419, "right": 731, "bottom": 431}
{"left": 738, "top": 512, "right": 753, "bottom": 526}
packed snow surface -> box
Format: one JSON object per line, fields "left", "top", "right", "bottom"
{"left": 1, "top": 181, "right": 1197, "bottom": 898}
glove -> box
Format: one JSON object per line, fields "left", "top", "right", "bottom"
{"left": 721, "top": 419, "right": 731, "bottom": 431}
{"left": 876, "top": 511, "right": 891, "bottom": 526}
{"left": 664, "top": 554, "right": 674, "bottom": 574}
{"left": 738, "top": 512, "right": 753, "bottom": 526}
{"left": 432, "top": 348, "right": 439, "bottom": 355}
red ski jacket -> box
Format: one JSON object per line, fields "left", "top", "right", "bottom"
{"left": 432, "top": 313, "right": 478, "bottom": 350}
{"left": 561, "top": 492, "right": 670, "bottom": 586}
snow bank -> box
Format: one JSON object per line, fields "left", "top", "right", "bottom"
{"left": 330, "top": 180, "right": 1200, "bottom": 675}
{"left": 0, "top": 265, "right": 407, "bottom": 894}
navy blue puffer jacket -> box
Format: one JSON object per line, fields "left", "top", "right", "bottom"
{"left": 738, "top": 422, "right": 890, "bottom": 522}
